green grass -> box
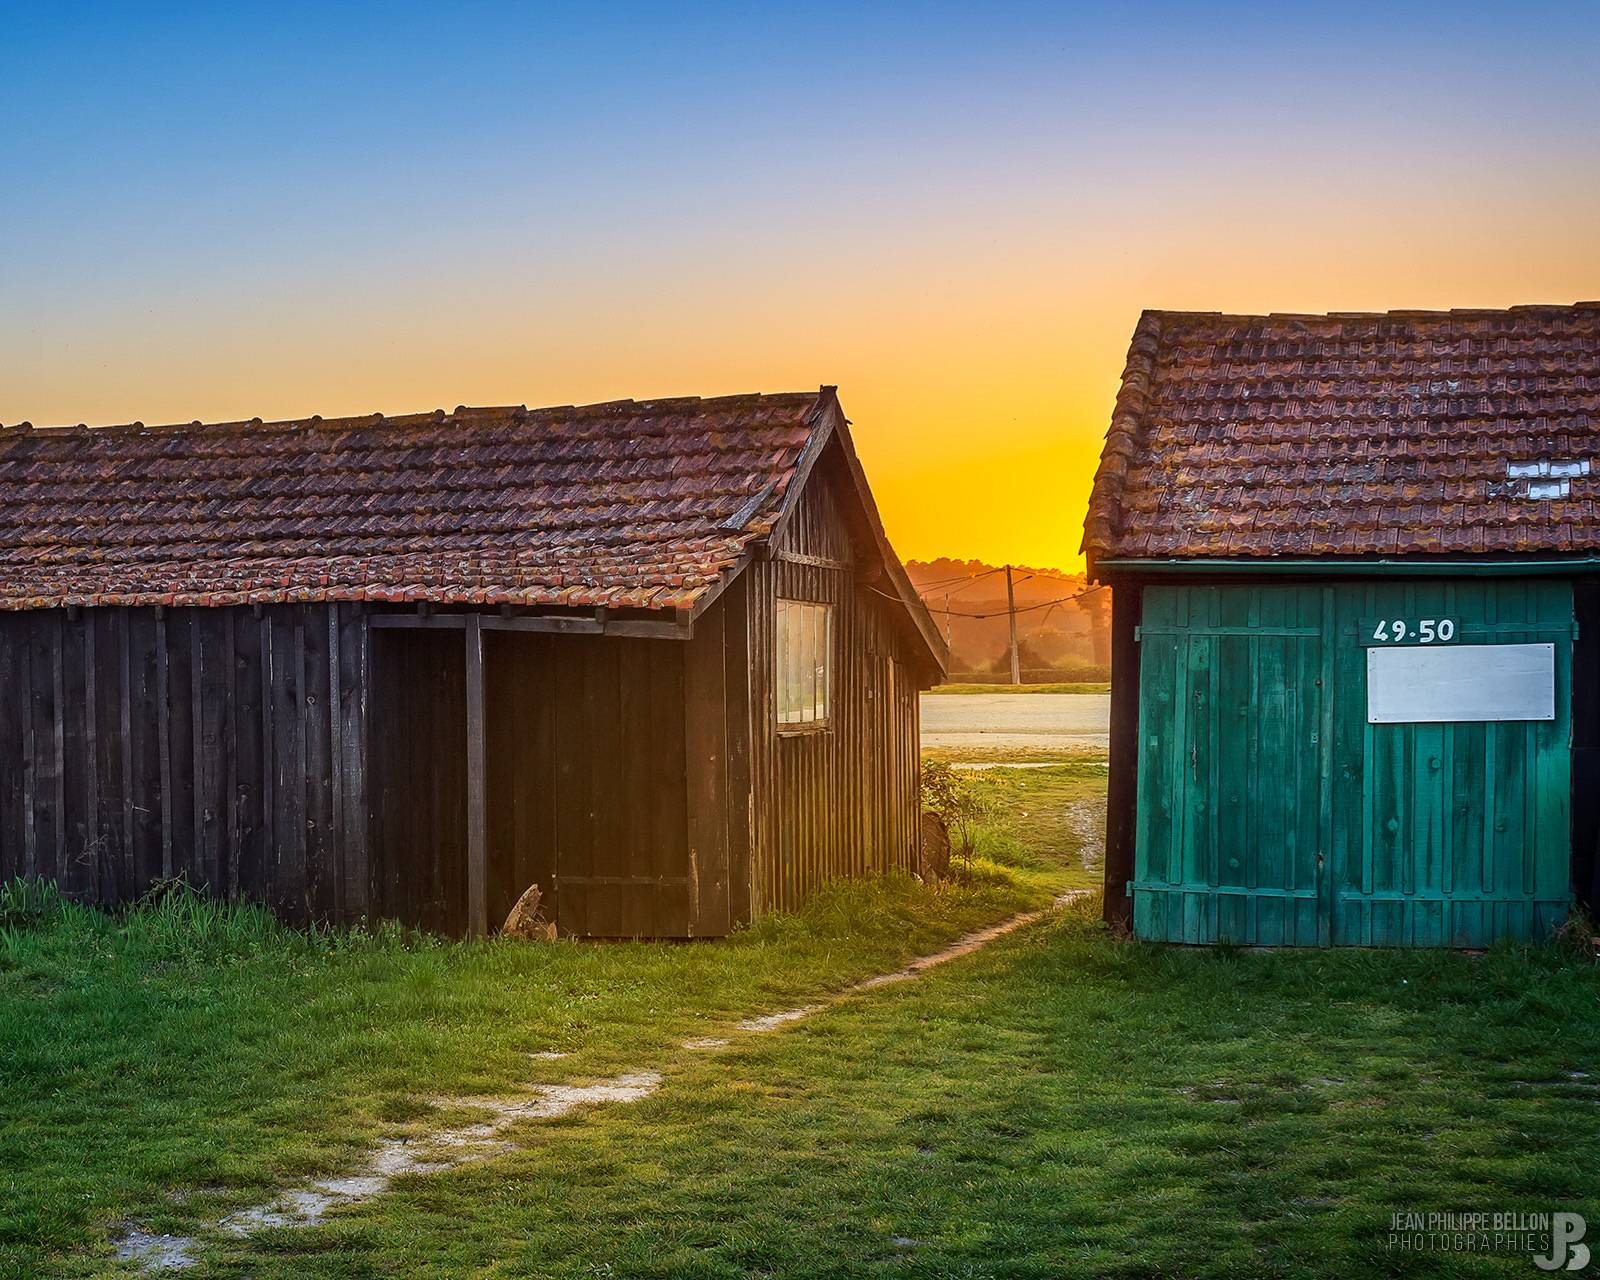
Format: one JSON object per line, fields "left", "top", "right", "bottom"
{"left": 8, "top": 767, "right": 1600, "bottom": 1278}
{"left": 928, "top": 682, "right": 1110, "bottom": 695}
{"left": 0, "top": 860, "right": 1054, "bottom": 1278}
{"left": 216, "top": 906, "right": 1600, "bottom": 1280}
{"left": 955, "top": 760, "right": 1107, "bottom": 892}
{"left": 922, "top": 743, "right": 1110, "bottom": 767}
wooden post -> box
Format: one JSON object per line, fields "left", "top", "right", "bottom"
{"left": 464, "top": 613, "right": 488, "bottom": 937}
{"left": 1005, "top": 565, "right": 1021, "bottom": 686}
{"left": 1103, "top": 584, "right": 1142, "bottom": 930}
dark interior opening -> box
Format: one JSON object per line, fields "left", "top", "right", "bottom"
{"left": 369, "top": 629, "right": 468, "bottom": 933}
{"left": 367, "top": 625, "right": 694, "bottom": 938}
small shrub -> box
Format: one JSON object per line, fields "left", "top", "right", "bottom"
{"left": 1552, "top": 906, "right": 1599, "bottom": 960}
{"left": 920, "top": 762, "right": 989, "bottom": 878}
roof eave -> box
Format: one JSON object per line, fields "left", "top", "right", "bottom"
{"left": 1094, "top": 554, "right": 1600, "bottom": 579}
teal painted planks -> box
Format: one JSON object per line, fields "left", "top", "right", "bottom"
{"left": 1133, "top": 580, "right": 1573, "bottom": 947}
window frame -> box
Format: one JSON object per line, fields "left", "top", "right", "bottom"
{"left": 775, "top": 597, "right": 834, "bottom": 735}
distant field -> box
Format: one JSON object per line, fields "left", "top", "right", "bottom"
{"left": 929, "top": 682, "right": 1110, "bottom": 695}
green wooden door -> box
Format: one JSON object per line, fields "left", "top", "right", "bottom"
{"left": 1132, "top": 585, "right": 1329, "bottom": 945}
{"left": 1132, "top": 581, "right": 1573, "bottom": 946}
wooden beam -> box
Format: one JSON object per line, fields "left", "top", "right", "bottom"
{"left": 464, "top": 613, "right": 488, "bottom": 937}
{"left": 774, "top": 550, "right": 851, "bottom": 572}
{"left": 369, "top": 614, "right": 468, "bottom": 630}
{"left": 368, "top": 612, "right": 689, "bottom": 640}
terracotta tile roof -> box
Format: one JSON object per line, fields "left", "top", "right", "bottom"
{"left": 0, "top": 391, "right": 829, "bottom": 611}
{"left": 1084, "top": 304, "right": 1600, "bottom": 562}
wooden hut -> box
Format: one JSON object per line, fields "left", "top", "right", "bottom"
{"left": 0, "top": 388, "right": 945, "bottom": 937}
{"left": 1086, "top": 305, "right": 1600, "bottom": 947}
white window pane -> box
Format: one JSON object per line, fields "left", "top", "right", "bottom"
{"left": 776, "top": 598, "right": 832, "bottom": 727}
{"left": 798, "top": 603, "right": 816, "bottom": 722}
{"left": 778, "top": 602, "right": 799, "bottom": 722}
{"left": 812, "top": 605, "right": 826, "bottom": 721}
{"left": 820, "top": 607, "right": 831, "bottom": 720}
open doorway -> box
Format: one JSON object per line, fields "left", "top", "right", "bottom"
{"left": 367, "top": 621, "right": 696, "bottom": 938}
{"left": 368, "top": 628, "right": 469, "bottom": 933}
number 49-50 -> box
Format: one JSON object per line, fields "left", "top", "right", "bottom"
{"left": 1371, "top": 618, "right": 1455, "bottom": 644}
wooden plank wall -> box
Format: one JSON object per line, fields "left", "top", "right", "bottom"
{"left": 744, "top": 465, "right": 925, "bottom": 919}
{"left": 0, "top": 603, "right": 369, "bottom": 923}
{"left": 1130, "top": 579, "right": 1574, "bottom": 947}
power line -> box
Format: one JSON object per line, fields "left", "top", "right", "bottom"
{"left": 921, "top": 582, "right": 1107, "bottom": 620}
{"left": 909, "top": 565, "right": 1007, "bottom": 591}
{"left": 915, "top": 565, "right": 1085, "bottom": 589}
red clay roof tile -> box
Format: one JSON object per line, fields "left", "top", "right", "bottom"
{"left": 1084, "top": 305, "right": 1600, "bottom": 562}
{"left": 0, "top": 391, "right": 826, "bottom": 611}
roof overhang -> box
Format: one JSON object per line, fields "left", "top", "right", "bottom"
{"left": 1094, "top": 555, "right": 1600, "bottom": 581}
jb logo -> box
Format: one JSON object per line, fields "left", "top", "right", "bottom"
{"left": 1535, "top": 1213, "right": 1589, "bottom": 1272}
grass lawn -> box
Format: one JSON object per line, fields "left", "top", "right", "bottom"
{"left": 927, "top": 682, "right": 1110, "bottom": 695}
{"left": 248, "top": 905, "right": 1600, "bottom": 1280}
{"left": 922, "top": 744, "right": 1111, "bottom": 768}
{"left": 944, "top": 760, "right": 1107, "bottom": 894}
{"left": 0, "top": 861, "right": 1055, "bottom": 1278}
{"left": 7, "top": 759, "right": 1600, "bottom": 1278}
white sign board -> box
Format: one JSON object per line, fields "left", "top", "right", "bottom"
{"left": 1367, "top": 643, "right": 1555, "bottom": 724}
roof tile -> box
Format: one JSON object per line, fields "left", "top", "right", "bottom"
{"left": 1084, "top": 306, "right": 1600, "bottom": 560}
{"left": 0, "top": 392, "right": 825, "bottom": 611}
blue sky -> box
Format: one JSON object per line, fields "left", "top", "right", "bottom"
{"left": 4, "top": 2, "right": 1599, "bottom": 564}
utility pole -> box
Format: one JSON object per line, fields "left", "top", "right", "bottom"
{"left": 943, "top": 593, "right": 953, "bottom": 647}
{"left": 1005, "top": 564, "right": 1020, "bottom": 686}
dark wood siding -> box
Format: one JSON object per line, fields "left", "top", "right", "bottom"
{"left": 1103, "top": 583, "right": 1141, "bottom": 929}
{"left": 0, "top": 603, "right": 369, "bottom": 923}
{"left": 0, "top": 453, "right": 932, "bottom": 939}
{"left": 744, "top": 455, "right": 925, "bottom": 918}
{"left": 476, "top": 630, "right": 695, "bottom": 938}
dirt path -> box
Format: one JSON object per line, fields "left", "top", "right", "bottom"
{"left": 113, "top": 891, "right": 1090, "bottom": 1273}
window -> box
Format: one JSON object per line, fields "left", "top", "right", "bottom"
{"left": 777, "top": 599, "right": 832, "bottom": 727}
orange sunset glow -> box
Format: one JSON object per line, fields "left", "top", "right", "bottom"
{"left": 7, "top": 7, "right": 1600, "bottom": 570}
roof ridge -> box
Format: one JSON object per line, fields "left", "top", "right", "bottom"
{"left": 1142, "top": 301, "right": 1600, "bottom": 326}
{"left": 6, "top": 389, "right": 826, "bottom": 437}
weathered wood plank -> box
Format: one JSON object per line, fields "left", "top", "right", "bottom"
{"left": 0, "top": 619, "right": 24, "bottom": 880}
{"left": 302, "top": 606, "right": 333, "bottom": 920}
{"left": 464, "top": 614, "right": 488, "bottom": 937}
{"left": 62, "top": 613, "right": 92, "bottom": 897}
{"left": 685, "top": 599, "right": 729, "bottom": 937}
{"left": 232, "top": 610, "right": 266, "bottom": 905}
{"left": 721, "top": 576, "right": 753, "bottom": 927}
{"left": 338, "top": 604, "right": 370, "bottom": 922}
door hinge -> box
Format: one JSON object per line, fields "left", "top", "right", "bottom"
{"left": 1133, "top": 625, "right": 1143, "bottom": 642}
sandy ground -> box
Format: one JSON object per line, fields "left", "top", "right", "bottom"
{"left": 920, "top": 692, "right": 1110, "bottom": 752}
